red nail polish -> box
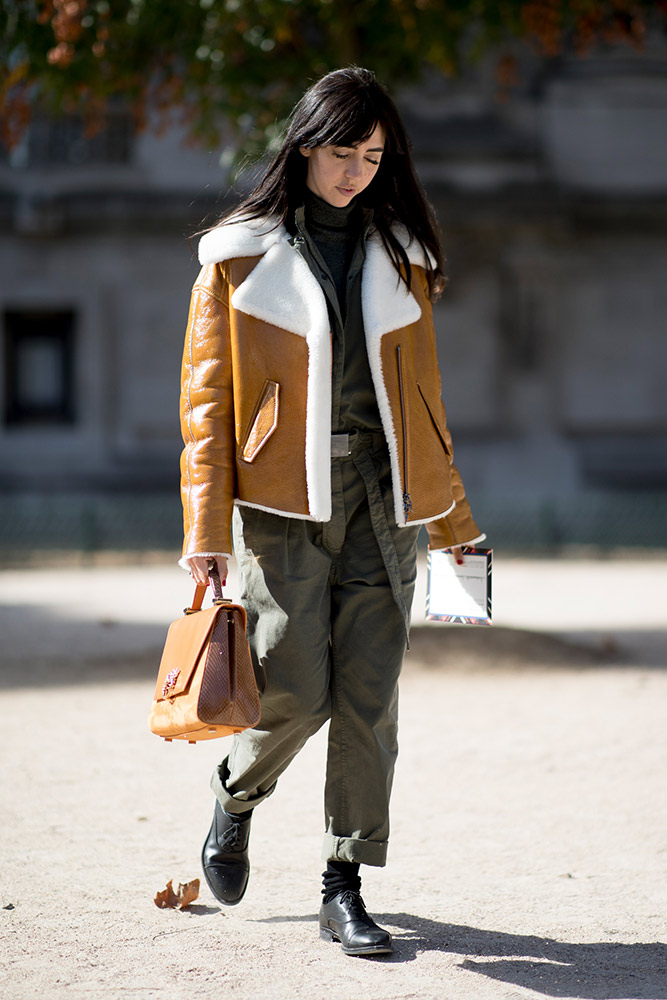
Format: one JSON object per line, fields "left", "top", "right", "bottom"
{"left": 456, "top": 559, "right": 463, "bottom": 565}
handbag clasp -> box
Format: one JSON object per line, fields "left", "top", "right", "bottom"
{"left": 162, "top": 668, "right": 181, "bottom": 697}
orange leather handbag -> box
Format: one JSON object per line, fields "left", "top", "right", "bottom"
{"left": 148, "top": 568, "right": 260, "bottom": 744}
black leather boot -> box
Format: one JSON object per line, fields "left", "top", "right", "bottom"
{"left": 319, "top": 890, "right": 393, "bottom": 956}
{"left": 201, "top": 800, "right": 252, "bottom": 906}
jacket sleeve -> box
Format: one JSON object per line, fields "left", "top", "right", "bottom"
{"left": 420, "top": 278, "right": 486, "bottom": 550}
{"left": 179, "top": 264, "right": 236, "bottom": 561}
{"left": 425, "top": 394, "right": 486, "bottom": 550}
{"left": 425, "top": 458, "right": 486, "bottom": 549}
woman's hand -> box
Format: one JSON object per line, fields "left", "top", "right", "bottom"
{"left": 450, "top": 545, "right": 464, "bottom": 565}
{"left": 184, "top": 555, "right": 229, "bottom": 587}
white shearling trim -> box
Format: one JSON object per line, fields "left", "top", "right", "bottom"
{"left": 236, "top": 498, "right": 325, "bottom": 521}
{"left": 199, "top": 216, "right": 434, "bottom": 273}
{"left": 363, "top": 234, "right": 423, "bottom": 340}
{"left": 362, "top": 330, "right": 402, "bottom": 525}
{"left": 398, "top": 499, "right": 457, "bottom": 528}
{"left": 198, "top": 216, "right": 283, "bottom": 265}
{"left": 458, "top": 533, "right": 487, "bottom": 547}
{"left": 391, "top": 223, "right": 437, "bottom": 270}
{"left": 230, "top": 236, "right": 320, "bottom": 338}
{"left": 362, "top": 233, "right": 423, "bottom": 525}
{"left": 178, "top": 551, "right": 232, "bottom": 570}
{"left": 230, "top": 236, "right": 332, "bottom": 521}
{"left": 198, "top": 216, "right": 435, "bottom": 529}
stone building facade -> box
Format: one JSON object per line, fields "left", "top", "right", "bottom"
{"left": 1, "top": 42, "right": 666, "bottom": 550}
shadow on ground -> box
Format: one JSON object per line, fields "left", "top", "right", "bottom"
{"left": 408, "top": 625, "right": 623, "bottom": 669}
{"left": 2, "top": 613, "right": 664, "bottom": 691}
{"left": 254, "top": 912, "right": 667, "bottom": 998}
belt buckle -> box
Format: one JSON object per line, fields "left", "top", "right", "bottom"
{"left": 331, "top": 433, "right": 351, "bottom": 457}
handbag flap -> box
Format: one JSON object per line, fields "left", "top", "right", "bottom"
{"left": 153, "top": 605, "right": 224, "bottom": 702}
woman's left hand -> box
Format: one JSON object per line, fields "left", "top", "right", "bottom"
{"left": 450, "top": 545, "right": 464, "bottom": 564}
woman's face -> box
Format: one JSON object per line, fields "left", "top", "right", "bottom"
{"left": 300, "top": 123, "right": 385, "bottom": 208}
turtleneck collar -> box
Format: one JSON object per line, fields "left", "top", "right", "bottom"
{"left": 303, "top": 186, "right": 361, "bottom": 232}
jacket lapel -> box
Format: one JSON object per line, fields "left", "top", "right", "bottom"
{"left": 362, "top": 232, "right": 429, "bottom": 527}
{"left": 361, "top": 233, "right": 423, "bottom": 341}
{"left": 230, "top": 235, "right": 327, "bottom": 339}
{"left": 201, "top": 217, "right": 426, "bottom": 340}
{"left": 200, "top": 218, "right": 426, "bottom": 341}
{"left": 229, "top": 232, "right": 334, "bottom": 523}
{"left": 199, "top": 218, "right": 430, "bottom": 525}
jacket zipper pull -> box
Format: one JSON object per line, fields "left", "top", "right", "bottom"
{"left": 402, "top": 491, "right": 413, "bottom": 517}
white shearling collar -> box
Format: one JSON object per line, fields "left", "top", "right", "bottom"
{"left": 197, "top": 212, "right": 433, "bottom": 526}
{"left": 198, "top": 214, "right": 433, "bottom": 270}
{"left": 198, "top": 215, "right": 285, "bottom": 265}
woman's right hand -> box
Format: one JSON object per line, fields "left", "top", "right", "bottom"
{"left": 184, "top": 555, "right": 229, "bottom": 587}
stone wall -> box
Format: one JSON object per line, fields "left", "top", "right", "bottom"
{"left": 1, "top": 41, "right": 666, "bottom": 547}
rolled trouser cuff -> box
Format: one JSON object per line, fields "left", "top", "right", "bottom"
{"left": 210, "top": 758, "right": 277, "bottom": 816}
{"left": 322, "top": 833, "right": 388, "bottom": 868}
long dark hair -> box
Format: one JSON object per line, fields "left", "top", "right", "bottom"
{"left": 202, "top": 67, "right": 445, "bottom": 299}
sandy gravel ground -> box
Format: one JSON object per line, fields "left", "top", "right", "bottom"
{"left": 1, "top": 556, "right": 666, "bottom": 1000}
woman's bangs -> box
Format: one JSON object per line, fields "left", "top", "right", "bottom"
{"left": 318, "top": 106, "right": 382, "bottom": 149}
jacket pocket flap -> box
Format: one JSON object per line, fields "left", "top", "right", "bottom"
{"left": 153, "top": 605, "right": 223, "bottom": 701}
{"left": 242, "top": 379, "right": 279, "bottom": 462}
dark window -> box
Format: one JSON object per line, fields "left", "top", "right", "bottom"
{"left": 4, "top": 310, "right": 76, "bottom": 426}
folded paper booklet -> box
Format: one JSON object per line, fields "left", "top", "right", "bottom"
{"left": 426, "top": 547, "right": 492, "bottom": 625}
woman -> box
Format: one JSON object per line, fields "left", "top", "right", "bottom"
{"left": 179, "top": 66, "right": 484, "bottom": 956}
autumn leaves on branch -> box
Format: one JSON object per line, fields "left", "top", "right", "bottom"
{"left": 1, "top": 1, "right": 665, "bottom": 155}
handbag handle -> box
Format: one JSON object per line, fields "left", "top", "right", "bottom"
{"left": 208, "top": 564, "right": 224, "bottom": 601}
{"left": 187, "top": 563, "right": 225, "bottom": 613}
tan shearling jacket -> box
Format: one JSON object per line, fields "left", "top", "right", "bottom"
{"left": 180, "top": 216, "right": 484, "bottom": 562}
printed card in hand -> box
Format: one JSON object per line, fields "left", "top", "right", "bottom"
{"left": 426, "top": 547, "right": 492, "bottom": 625}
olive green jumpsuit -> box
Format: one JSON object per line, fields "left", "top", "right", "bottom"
{"left": 210, "top": 192, "right": 420, "bottom": 866}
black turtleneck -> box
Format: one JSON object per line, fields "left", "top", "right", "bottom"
{"left": 303, "top": 187, "right": 362, "bottom": 315}
{"left": 293, "top": 189, "right": 382, "bottom": 433}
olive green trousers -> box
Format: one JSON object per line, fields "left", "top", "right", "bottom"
{"left": 211, "top": 431, "right": 420, "bottom": 867}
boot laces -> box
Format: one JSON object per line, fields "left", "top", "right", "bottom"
{"left": 219, "top": 813, "right": 246, "bottom": 851}
{"left": 337, "top": 889, "right": 367, "bottom": 916}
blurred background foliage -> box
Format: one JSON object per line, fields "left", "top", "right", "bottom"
{"left": 2, "top": 1, "right": 667, "bottom": 561}
{"left": 2, "top": 0, "right": 667, "bottom": 161}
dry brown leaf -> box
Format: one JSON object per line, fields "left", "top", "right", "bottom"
{"left": 176, "top": 878, "right": 200, "bottom": 908}
{"left": 154, "top": 878, "right": 200, "bottom": 909}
